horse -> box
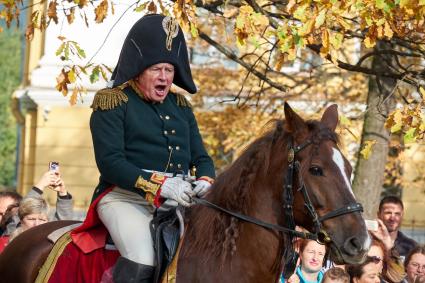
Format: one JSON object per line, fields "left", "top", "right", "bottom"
{"left": 0, "top": 103, "right": 370, "bottom": 283}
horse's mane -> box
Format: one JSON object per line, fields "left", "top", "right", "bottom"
{"left": 184, "top": 118, "right": 338, "bottom": 263}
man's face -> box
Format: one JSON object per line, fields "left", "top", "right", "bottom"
{"left": 135, "top": 63, "right": 175, "bottom": 102}
{"left": 377, "top": 203, "right": 403, "bottom": 232}
{"left": 300, "top": 240, "right": 326, "bottom": 274}
{"left": 0, "top": 197, "right": 17, "bottom": 223}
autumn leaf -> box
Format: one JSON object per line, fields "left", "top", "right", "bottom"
{"left": 364, "top": 35, "right": 376, "bottom": 48}
{"left": 66, "top": 7, "right": 75, "bottom": 24}
{"left": 315, "top": 9, "right": 326, "bottom": 29}
{"left": 94, "top": 0, "right": 108, "bottom": 23}
{"left": 47, "top": 1, "right": 58, "bottom": 24}
{"left": 384, "top": 21, "right": 393, "bottom": 38}
{"left": 56, "top": 68, "right": 70, "bottom": 96}
{"left": 360, "top": 140, "right": 377, "bottom": 159}
{"left": 69, "top": 88, "right": 78, "bottom": 106}
{"left": 390, "top": 109, "right": 403, "bottom": 133}
{"left": 148, "top": 1, "right": 157, "bottom": 13}
{"left": 403, "top": 127, "right": 416, "bottom": 143}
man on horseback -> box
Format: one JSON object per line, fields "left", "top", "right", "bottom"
{"left": 90, "top": 14, "right": 215, "bottom": 283}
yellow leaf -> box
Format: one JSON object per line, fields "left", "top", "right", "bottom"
{"left": 68, "top": 69, "right": 76, "bottom": 83}
{"left": 288, "top": 48, "right": 297, "bottom": 60}
{"left": 364, "top": 36, "right": 376, "bottom": 48}
{"left": 94, "top": 0, "right": 108, "bottom": 23}
{"left": 399, "top": 0, "right": 411, "bottom": 7}
{"left": 360, "top": 140, "right": 376, "bottom": 160}
{"left": 419, "top": 86, "right": 425, "bottom": 97}
{"left": 390, "top": 109, "right": 403, "bottom": 133}
{"left": 298, "top": 18, "right": 315, "bottom": 36}
{"left": 69, "top": 88, "right": 78, "bottom": 106}
{"left": 322, "top": 29, "right": 329, "bottom": 49}
{"left": 384, "top": 21, "right": 393, "bottom": 38}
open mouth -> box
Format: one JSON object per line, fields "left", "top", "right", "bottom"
{"left": 155, "top": 85, "right": 167, "bottom": 96}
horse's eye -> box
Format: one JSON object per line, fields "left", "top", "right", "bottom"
{"left": 309, "top": 166, "right": 323, "bottom": 176}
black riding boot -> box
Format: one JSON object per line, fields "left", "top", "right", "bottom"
{"left": 113, "top": 256, "right": 155, "bottom": 283}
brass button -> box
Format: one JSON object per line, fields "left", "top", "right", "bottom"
{"left": 170, "top": 163, "right": 174, "bottom": 167}
{"left": 165, "top": 115, "right": 170, "bottom": 120}
{"left": 176, "top": 146, "right": 180, "bottom": 151}
{"left": 168, "top": 146, "right": 172, "bottom": 151}
{"left": 164, "top": 130, "right": 168, "bottom": 135}
{"left": 171, "top": 129, "right": 176, "bottom": 134}
{"left": 177, "top": 164, "right": 182, "bottom": 169}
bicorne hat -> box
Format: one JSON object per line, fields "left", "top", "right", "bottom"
{"left": 110, "top": 14, "right": 197, "bottom": 94}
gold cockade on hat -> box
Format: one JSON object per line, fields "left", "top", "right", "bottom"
{"left": 162, "top": 16, "right": 179, "bottom": 51}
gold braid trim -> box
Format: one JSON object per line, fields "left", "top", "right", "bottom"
{"left": 174, "top": 93, "right": 192, "bottom": 108}
{"left": 91, "top": 87, "right": 129, "bottom": 111}
{"left": 35, "top": 232, "right": 72, "bottom": 283}
{"left": 135, "top": 176, "right": 161, "bottom": 195}
{"left": 128, "top": 79, "right": 145, "bottom": 99}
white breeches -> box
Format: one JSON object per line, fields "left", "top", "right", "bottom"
{"left": 97, "top": 187, "right": 156, "bottom": 266}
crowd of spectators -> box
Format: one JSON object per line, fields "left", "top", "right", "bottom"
{"left": 280, "top": 196, "right": 423, "bottom": 283}
{"left": 0, "top": 166, "right": 74, "bottom": 253}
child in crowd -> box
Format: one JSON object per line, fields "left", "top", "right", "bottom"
{"left": 323, "top": 267, "right": 350, "bottom": 283}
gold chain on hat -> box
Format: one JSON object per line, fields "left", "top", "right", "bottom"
{"left": 162, "top": 16, "right": 179, "bottom": 51}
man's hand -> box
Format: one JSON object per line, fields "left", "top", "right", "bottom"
{"left": 193, "top": 179, "right": 212, "bottom": 197}
{"left": 370, "top": 219, "right": 394, "bottom": 251}
{"left": 287, "top": 273, "right": 300, "bottom": 283}
{"left": 160, "top": 177, "right": 194, "bottom": 207}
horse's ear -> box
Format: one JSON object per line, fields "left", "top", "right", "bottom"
{"left": 284, "top": 102, "right": 306, "bottom": 133}
{"left": 321, "top": 104, "right": 339, "bottom": 132}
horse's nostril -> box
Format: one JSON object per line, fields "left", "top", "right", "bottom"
{"left": 343, "top": 237, "right": 362, "bottom": 256}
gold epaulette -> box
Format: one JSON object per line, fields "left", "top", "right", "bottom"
{"left": 174, "top": 93, "right": 192, "bottom": 108}
{"left": 91, "top": 88, "right": 129, "bottom": 111}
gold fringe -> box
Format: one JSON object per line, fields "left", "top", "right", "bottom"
{"left": 35, "top": 232, "right": 73, "bottom": 283}
{"left": 174, "top": 93, "right": 192, "bottom": 108}
{"left": 128, "top": 79, "right": 145, "bottom": 99}
{"left": 91, "top": 88, "right": 129, "bottom": 111}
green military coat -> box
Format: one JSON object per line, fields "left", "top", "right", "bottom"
{"left": 90, "top": 84, "right": 215, "bottom": 202}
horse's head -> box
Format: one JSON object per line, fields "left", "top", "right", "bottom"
{"left": 282, "top": 103, "right": 370, "bottom": 264}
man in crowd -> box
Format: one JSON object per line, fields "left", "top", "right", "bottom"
{"left": 377, "top": 196, "right": 417, "bottom": 259}
{"left": 0, "top": 191, "right": 21, "bottom": 234}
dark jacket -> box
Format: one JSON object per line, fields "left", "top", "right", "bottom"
{"left": 394, "top": 231, "right": 417, "bottom": 258}
{"left": 90, "top": 85, "right": 215, "bottom": 201}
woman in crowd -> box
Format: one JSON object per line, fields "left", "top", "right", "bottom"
{"left": 403, "top": 246, "right": 425, "bottom": 283}
{"left": 0, "top": 169, "right": 73, "bottom": 252}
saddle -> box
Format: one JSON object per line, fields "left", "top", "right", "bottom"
{"left": 150, "top": 204, "right": 182, "bottom": 283}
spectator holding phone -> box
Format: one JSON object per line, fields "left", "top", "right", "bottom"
{"left": 2, "top": 163, "right": 74, "bottom": 241}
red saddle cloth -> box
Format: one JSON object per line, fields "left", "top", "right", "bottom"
{"left": 47, "top": 241, "right": 120, "bottom": 283}
{"left": 44, "top": 188, "right": 121, "bottom": 283}
{"left": 0, "top": 236, "right": 9, "bottom": 254}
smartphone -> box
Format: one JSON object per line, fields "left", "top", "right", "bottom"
{"left": 49, "top": 161, "right": 60, "bottom": 172}
{"left": 365, "top": 219, "right": 379, "bottom": 231}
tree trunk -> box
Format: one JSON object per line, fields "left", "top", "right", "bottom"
{"left": 352, "top": 41, "right": 397, "bottom": 218}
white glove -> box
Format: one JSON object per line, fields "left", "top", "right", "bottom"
{"left": 160, "top": 177, "right": 194, "bottom": 207}
{"left": 193, "top": 179, "right": 212, "bottom": 197}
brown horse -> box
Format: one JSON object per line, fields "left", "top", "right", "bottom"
{"left": 0, "top": 103, "right": 370, "bottom": 283}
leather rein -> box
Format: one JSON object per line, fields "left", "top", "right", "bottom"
{"left": 192, "top": 134, "right": 363, "bottom": 244}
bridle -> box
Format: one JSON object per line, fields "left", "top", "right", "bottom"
{"left": 192, "top": 132, "right": 363, "bottom": 275}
